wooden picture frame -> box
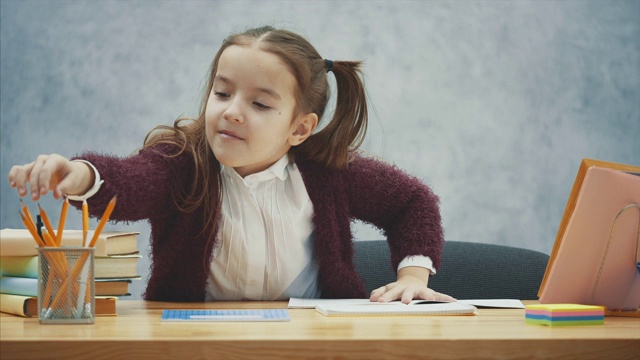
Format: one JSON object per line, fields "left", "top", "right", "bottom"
{"left": 538, "top": 159, "right": 640, "bottom": 315}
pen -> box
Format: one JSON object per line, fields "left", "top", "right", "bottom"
{"left": 19, "top": 211, "right": 45, "bottom": 247}
{"left": 36, "top": 215, "right": 44, "bottom": 240}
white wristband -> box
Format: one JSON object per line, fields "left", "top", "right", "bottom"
{"left": 398, "top": 255, "right": 436, "bottom": 275}
{"left": 66, "top": 160, "right": 104, "bottom": 201}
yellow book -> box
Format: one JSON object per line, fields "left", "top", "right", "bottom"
{"left": 0, "top": 293, "right": 117, "bottom": 317}
{"left": 0, "top": 229, "right": 139, "bottom": 256}
{"left": 1, "top": 254, "right": 141, "bottom": 279}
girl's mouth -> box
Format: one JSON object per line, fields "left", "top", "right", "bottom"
{"left": 219, "top": 130, "right": 244, "bottom": 140}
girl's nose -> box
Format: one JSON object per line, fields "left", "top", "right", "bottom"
{"left": 222, "top": 98, "right": 244, "bottom": 123}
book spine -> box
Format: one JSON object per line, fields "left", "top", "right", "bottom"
{"left": 1, "top": 255, "right": 142, "bottom": 279}
{"left": 0, "top": 293, "right": 30, "bottom": 317}
{"left": 0, "top": 238, "right": 40, "bottom": 256}
{"left": 0, "top": 256, "right": 38, "bottom": 278}
{"left": 0, "top": 294, "right": 117, "bottom": 317}
{"left": 0, "top": 276, "right": 38, "bottom": 297}
{"left": 0, "top": 229, "right": 108, "bottom": 256}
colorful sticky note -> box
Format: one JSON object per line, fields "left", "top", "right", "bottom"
{"left": 525, "top": 304, "right": 604, "bottom": 326}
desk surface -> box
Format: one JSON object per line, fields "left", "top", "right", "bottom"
{"left": 1, "top": 300, "right": 639, "bottom": 359}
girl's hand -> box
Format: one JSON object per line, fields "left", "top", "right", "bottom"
{"left": 369, "top": 266, "right": 456, "bottom": 304}
{"left": 8, "top": 154, "right": 94, "bottom": 201}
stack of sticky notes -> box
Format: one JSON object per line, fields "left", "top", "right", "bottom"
{"left": 525, "top": 304, "right": 604, "bottom": 326}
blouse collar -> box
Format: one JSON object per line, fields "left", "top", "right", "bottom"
{"left": 221, "top": 153, "right": 290, "bottom": 183}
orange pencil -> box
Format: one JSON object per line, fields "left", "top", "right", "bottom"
{"left": 19, "top": 211, "right": 45, "bottom": 247}
{"left": 82, "top": 199, "right": 89, "bottom": 247}
{"left": 38, "top": 204, "right": 57, "bottom": 241}
{"left": 40, "top": 231, "right": 68, "bottom": 309}
{"left": 42, "top": 230, "right": 57, "bottom": 247}
{"left": 20, "top": 199, "right": 37, "bottom": 231}
{"left": 87, "top": 195, "right": 117, "bottom": 248}
{"left": 55, "top": 197, "right": 69, "bottom": 246}
{"left": 48, "top": 251, "right": 91, "bottom": 312}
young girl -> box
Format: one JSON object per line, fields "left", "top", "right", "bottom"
{"left": 8, "top": 26, "right": 454, "bottom": 304}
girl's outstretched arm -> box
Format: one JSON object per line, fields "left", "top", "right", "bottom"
{"left": 343, "top": 154, "right": 450, "bottom": 302}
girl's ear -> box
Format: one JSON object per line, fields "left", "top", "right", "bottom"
{"left": 289, "top": 113, "right": 318, "bottom": 146}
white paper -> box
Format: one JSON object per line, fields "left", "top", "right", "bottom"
{"left": 457, "top": 299, "right": 525, "bottom": 309}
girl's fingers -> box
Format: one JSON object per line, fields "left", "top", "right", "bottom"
{"left": 400, "top": 287, "right": 418, "bottom": 304}
{"left": 8, "top": 162, "right": 35, "bottom": 197}
{"left": 37, "top": 154, "right": 67, "bottom": 196}
{"left": 371, "top": 283, "right": 417, "bottom": 303}
{"left": 371, "top": 283, "right": 456, "bottom": 304}
{"left": 433, "top": 291, "right": 456, "bottom": 302}
{"left": 54, "top": 169, "right": 80, "bottom": 199}
{"left": 377, "top": 284, "right": 405, "bottom": 303}
{"left": 9, "top": 154, "right": 68, "bottom": 200}
{"left": 415, "top": 287, "right": 456, "bottom": 302}
{"left": 369, "top": 286, "right": 387, "bottom": 302}
{"left": 29, "top": 155, "right": 50, "bottom": 200}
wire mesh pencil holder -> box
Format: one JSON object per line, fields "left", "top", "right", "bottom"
{"left": 37, "top": 246, "right": 95, "bottom": 324}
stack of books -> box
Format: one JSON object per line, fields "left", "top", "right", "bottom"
{"left": 0, "top": 229, "right": 141, "bottom": 317}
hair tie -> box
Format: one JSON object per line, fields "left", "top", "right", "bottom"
{"left": 324, "top": 59, "right": 333, "bottom": 73}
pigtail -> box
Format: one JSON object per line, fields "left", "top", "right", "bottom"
{"left": 296, "top": 60, "right": 368, "bottom": 169}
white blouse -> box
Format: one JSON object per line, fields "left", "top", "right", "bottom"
{"left": 204, "top": 155, "right": 319, "bottom": 300}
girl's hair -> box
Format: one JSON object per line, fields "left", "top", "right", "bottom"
{"left": 143, "top": 26, "right": 368, "bottom": 258}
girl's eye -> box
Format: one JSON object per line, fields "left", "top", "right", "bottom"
{"left": 253, "top": 102, "right": 270, "bottom": 110}
{"left": 214, "top": 91, "right": 229, "bottom": 98}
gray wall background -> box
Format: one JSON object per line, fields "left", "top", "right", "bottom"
{"left": 2, "top": 0, "right": 638, "bottom": 300}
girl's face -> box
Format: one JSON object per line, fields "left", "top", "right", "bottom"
{"left": 205, "top": 45, "right": 313, "bottom": 177}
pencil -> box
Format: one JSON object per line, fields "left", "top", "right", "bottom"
{"left": 82, "top": 199, "right": 89, "bottom": 247}
{"left": 48, "top": 251, "right": 90, "bottom": 313}
{"left": 55, "top": 197, "right": 69, "bottom": 246}
{"left": 39, "top": 232, "right": 70, "bottom": 310}
{"left": 87, "top": 195, "right": 117, "bottom": 248}
{"left": 20, "top": 199, "right": 37, "bottom": 232}
{"left": 19, "top": 211, "right": 45, "bottom": 247}
{"left": 41, "top": 251, "right": 57, "bottom": 309}
{"left": 38, "top": 204, "right": 57, "bottom": 241}
{"left": 41, "top": 229, "right": 57, "bottom": 247}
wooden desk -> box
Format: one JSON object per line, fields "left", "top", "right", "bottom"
{"left": 1, "top": 300, "right": 638, "bottom": 359}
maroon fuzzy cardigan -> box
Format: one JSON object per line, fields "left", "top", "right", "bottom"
{"left": 74, "top": 145, "right": 444, "bottom": 301}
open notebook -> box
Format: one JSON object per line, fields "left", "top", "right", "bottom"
{"left": 314, "top": 300, "right": 477, "bottom": 317}
{"left": 288, "top": 298, "right": 524, "bottom": 309}
{"left": 288, "top": 298, "right": 477, "bottom": 316}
